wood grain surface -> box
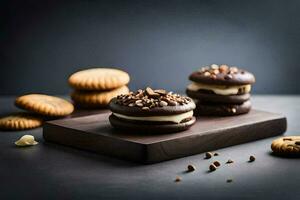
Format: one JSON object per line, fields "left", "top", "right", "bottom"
{"left": 43, "top": 109, "right": 287, "bottom": 163}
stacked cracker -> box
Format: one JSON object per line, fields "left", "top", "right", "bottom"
{"left": 186, "top": 64, "right": 255, "bottom": 116}
{"left": 0, "top": 94, "right": 74, "bottom": 130}
{"left": 68, "top": 68, "right": 130, "bottom": 108}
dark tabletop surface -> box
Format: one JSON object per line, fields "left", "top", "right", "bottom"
{"left": 1, "top": 95, "right": 300, "bottom": 200}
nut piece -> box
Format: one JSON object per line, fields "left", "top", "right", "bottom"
{"left": 211, "top": 64, "right": 219, "bottom": 69}
{"left": 213, "top": 69, "right": 219, "bottom": 75}
{"left": 136, "top": 103, "right": 143, "bottom": 107}
{"left": 226, "top": 159, "right": 234, "bottom": 164}
{"left": 154, "top": 89, "right": 167, "bottom": 95}
{"left": 219, "top": 64, "right": 229, "bottom": 72}
{"left": 187, "top": 164, "right": 196, "bottom": 172}
{"left": 204, "top": 71, "right": 211, "bottom": 76}
{"left": 213, "top": 161, "right": 221, "bottom": 167}
{"left": 205, "top": 152, "right": 213, "bottom": 159}
{"left": 159, "top": 101, "right": 168, "bottom": 107}
{"left": 249, "top": 155, "right": 255, "bottom": 162}
{"left": 209, "top": 164, "right": 217, "bottom": 171}
{"left": 145, "top": 87, "right": 160, "bottom": 98}
{"left": 230, "top": 67, "right": 238, "bottom": 73}
{"left": 175, "top": 176, "right": 181, "bottom": 182}
{"left": 15, "top": 135, "right": 38, "bottom": 147}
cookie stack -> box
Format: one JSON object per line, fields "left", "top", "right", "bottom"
{"left": 186, "top": 64, "right": 255, "bottom": 116}
{"left": 0, "top": 94, "right": 74, "bottom": 130}
{"left": 68, "top": 68, "right": 130, "bottom": 108}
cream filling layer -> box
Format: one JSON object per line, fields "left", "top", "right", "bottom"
{"left": 187, "top": 82, "right": 251, "bottom": 95}
{"left": 113, "top": 111, "right": 193, "bottom": 124}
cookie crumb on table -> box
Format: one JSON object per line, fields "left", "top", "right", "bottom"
{"left": 187, "top": 164, "right": 196, "bottom": 172}
{"left": 249, "top": 155, "right": 255, "bottom": 162}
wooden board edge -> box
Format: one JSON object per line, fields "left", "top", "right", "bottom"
{"left": 43, "top": 122, "right": 149, "bottom": 163}
{"left": 143, "top": 116, "right": 287, "bottom": 164}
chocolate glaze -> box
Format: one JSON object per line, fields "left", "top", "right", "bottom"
{"left": 194, "top": 100, "right": 251, "bottom": 116}
{"left": 189, "top": 66, "right": 255, "bottom": 86}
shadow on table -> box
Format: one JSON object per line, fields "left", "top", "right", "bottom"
{"left": 268, "top": 151, "right": 300, "bottom": 159}
{"left": 42, "top": 141, "right": 140, "bottom": 167}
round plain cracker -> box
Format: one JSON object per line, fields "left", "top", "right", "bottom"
{"left": 15, "top": 94, "right": 74, "bottom": 117}
{"left": 71, "top": 85, "right": 129, "bottom": 108}
{"left": 68, "top": 68, "right": 130, "bottom": 91}
{"left": 0, "top": 113, "right": 43, "bottom": 130}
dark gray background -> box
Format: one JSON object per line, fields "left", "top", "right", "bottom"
{"left": 1, "top": 0, "right": 299, "bottom": 95}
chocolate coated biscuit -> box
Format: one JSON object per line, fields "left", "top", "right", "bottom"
{"left": 109, "top": 88, "right": 195, "bottom": 117}
{"left": 108, "top": 87, "right": 196, "bottom": 133}
{"left": 194, "top": 100, "right": 251, "bottom": 116}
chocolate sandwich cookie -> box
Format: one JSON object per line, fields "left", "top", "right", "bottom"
{"left": 186, "top": 64, "right": 255, "bottom": 116}
{"left": 194, "top": 100, "right": 251, "bottom": 116}
{"left": 109, "top": 87, "right": 196, "bottom": 133}
{"left": 187, "top": 64, "right": 255, "bottom": 103}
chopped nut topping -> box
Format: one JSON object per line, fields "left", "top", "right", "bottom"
{"left": 198, "top": 64, "right": 244, "bottom": 80}
{"left": 115, "top": 87, "right": 192, "bottom": 109}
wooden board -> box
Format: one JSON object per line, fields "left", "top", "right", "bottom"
{"left": 43, "top": 110, "right": 287, "bottom": 164}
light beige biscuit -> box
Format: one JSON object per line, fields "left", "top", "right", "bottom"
{"left": 71, "top": 85, "right": 129, "bottom": 108}
{"left": 15, "top": 94, "right": 74, "bottom": 117}
{"left": 271, "top": 136, "right": 300, "bottom": 155}
{"left": 68, "top": 68, "right": 130, "bottom": 91}
{"left": 0, "top": 113, "right": 43, "bottom": 130}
